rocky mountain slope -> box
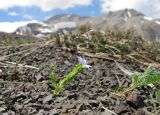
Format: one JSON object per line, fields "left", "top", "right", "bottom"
{"left": 0, "top": 32, "right": 36, "bottom": 41}
{"left": 15, "top": 9, "right": 160, "bottom": 40}
{"left": 0, "top": 30, "right": 160, "bottom": 114}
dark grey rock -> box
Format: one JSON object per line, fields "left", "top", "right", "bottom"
{"left": 37, "top": 109, "right": 45, "bottom": 115}
{"left": 114, "top": 105, "right": 130, "bottom": 114}
{"left": 127, "top": 90, "right": 145, "bottom": 109}
{"left": 88, "top": 100, "right": 99, "bottom": 107}
{"left": 76, "top": 103, "right": 91, "bottom": 111}
{"left": 67, "top": 93, "right": 78, "bottom": 100}
{"left": 11, "top": 92, "right": 28, "bottom": 102}
{"left": 2, "top": 89, "right": 11, "bottom": 96}
{"left": 28, "top": 103, "right": 43, "bottom": 108}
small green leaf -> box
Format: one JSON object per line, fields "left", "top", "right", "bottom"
{"left": 156, "top": 90, "right": 160, "bottom": 102}
{"left": 59, "top": 64, "right": 84, "bottom": 88}
{"left": 50, "top": 71, "right": 57, "bottom": 89}
{"left": 132, "top": 66, "right": 160, "bottom": 87}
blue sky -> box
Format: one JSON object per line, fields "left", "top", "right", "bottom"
{"left": 0, "top": 0, "right": 101, "bottom": 22}
{"left": 0, "top": 0, "right": 160, "bottom": 32}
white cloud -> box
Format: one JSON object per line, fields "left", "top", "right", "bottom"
{"left": 8, "top": 11, "right": 19, "bottom": 16}
{"left": 23, "top": 14, "right": 33, "bottom": 20}
{"left": 0, "top": 20, "right": 38, "bottom": 33}
{"left": 100, "top": 0, "right": 160, "bottom": 18}
{"left": 0, "top": 0, "right": 92, "bottom": 11}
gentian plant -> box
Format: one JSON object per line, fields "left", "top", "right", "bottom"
{"left": 50, "top": 56, "right": 91, "bottom": 96}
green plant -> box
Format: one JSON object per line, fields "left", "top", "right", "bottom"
{"left": 0, "top": 39, "right": 33, "bottom": 45}
{"left": 156, "top": 89, "right": 160, "bottom": 102}
{"left": 120, "top": 65, "right": 160, "bottom": 94}
{"left": 50, "top": 56, "right": 91, "bottom": 96}
{"left": 132, "top": 66, "right": 160, "bottom": 87}
{"left": 78, "top": 23, "right": 92, "bottom": 34}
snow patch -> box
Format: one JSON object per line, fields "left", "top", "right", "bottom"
{"left": 143, "top": 16, "right": 153, "bottom": 21}
{"left": 37, "top": 21, "right": 77, "bottom": 34}
{"left": 16, "top": 26, "right": 31, "bottom": 35}
{"left": 53, "top": 21, "right": 76, "bottom": 29}
{"left": 155, "top": 21, "right": 160, "bottom": 25}
{"left": 36, "top": 33, "right": 49, "bottom": 38}
{"left": 38, "top": 28, "right": 52, "bottom": 33}
{"left": 127, "top": 11, "right": 131, "bottom": 17}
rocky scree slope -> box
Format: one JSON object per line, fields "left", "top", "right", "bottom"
{"left": 0, "top": 32, "right": 160, "bottom": 114}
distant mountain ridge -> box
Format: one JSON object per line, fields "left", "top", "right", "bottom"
{"left": 15, "top": 9, "right": 160, "bottom": 40}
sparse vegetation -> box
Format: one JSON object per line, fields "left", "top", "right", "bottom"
{"left": 0, "top": 39, "right": 33, "bottom": 45}
{"left": 53, "top": 29, "right": 160, "bottom": 64}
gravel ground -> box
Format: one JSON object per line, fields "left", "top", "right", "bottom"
{"left": 0, "top": 41, "right": 160, "bottom": 115}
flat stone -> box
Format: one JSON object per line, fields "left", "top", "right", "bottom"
{"left": 0, "top": 101, "right": 4, "bottom": 105}
{"left": 127, "top": 90, "right": 145, "bottom": 109}
{"left": 8, "top": 110, "right": 16, "bottom": 115}
{"left": 11, "top": 92, "right": 27, "bottom": 102}
{"left": 2, "top": 89, "right": 11, "bottom": 96}
{"left": 49, "top": 109, "right": 59, "bottom": 115}
{"left": 1, "top": 113, "right": 8, "bottom": 115}
{"left": 81, "top": 110, "right": 92, "bottom": 115}
{"left": 0, "top": 108, "right": 6, "bottom": 112}
{"left": 67, "top": 93, "right": 78, "bottom": 100}
{"left": 43, "top": 94, "right": 53, "bottom": 104}
{"left": 7, "top": 110, "right": 16, "bottom": 115}
{"left": 23, "top": 99, "right": 32, "bottom": 104}
{"left": 64, "top": 60, "right": 71, "bottom": 66}
{"left": 36, "top": 73, "right": 44, "bottom": 81}
{"left": 88, "top": 100, "right": 99, "bottom": 107}
{"left": 28, "top": 109, "right": 37, "bottom": 115}
{"left": 76, "top": 103, "right": 90, "bottom": 111}
{"left": 54, "top": 97, "right": 66, "bottom": 103}
{"left": 114, "top": 105, "right": 130, "bottom": 114}
{"left": 67, "top": 104, "right": 76, "bottom": 109}
{"left": 37, "top": 109, "right": 45, "bottom": 115}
